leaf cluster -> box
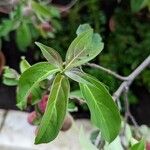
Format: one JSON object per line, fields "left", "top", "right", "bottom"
{"left": 16, "top": 24, "right": 121, "bottom": 144}
{"left": 0, "top": 0, "right": 61, "bottom": 52}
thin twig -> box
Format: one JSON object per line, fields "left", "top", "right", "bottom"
{"left": 113, "top": 55, "right": 150, "bottom": 100}
{"left": 56, "top": 0, "right": 78, "bottom": 12}
{"left": 86, "top": 63, "right": 128, "bottom": 81}
{"left": 123, "top": 87, "right": 139, "bottom": 130}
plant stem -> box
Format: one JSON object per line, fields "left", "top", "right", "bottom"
{"left": 113, "top": 55, "right": 150, "bottom": 100}
{"left": 86, "top": 63, "right": 128, "bottom": 81}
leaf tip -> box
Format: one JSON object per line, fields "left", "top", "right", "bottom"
{"left": 16, "top": 102, "right": 24, "bottom": 110}
{"left": 35, "top": 42, "right": 42, "bottom": 48}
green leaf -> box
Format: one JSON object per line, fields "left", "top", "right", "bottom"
{"left": 17, "top": 62, "right": 59, "bottom": 109}
{"left": 131, "top": 0, "right": 145, "bottom": 12}
{"left": 65, "top": 68, "right": 91, "bottom": 85}
{"left": 35, "top": 42, "right": 63, "bottom": 69}
{"left": 20, "top": 57, "right": 31, "bottom": 73}
{"left": 20, "top": 57, "right": 43, "bottom": 105}
{"left": 65, "top": 68, "right": 108, "bottom": 89}
{"left": 0, "top": 20, "right": 14, "bottom": 37}
{"left": 76, "top": 24, "right": 92, "bottom": 35}
{"left": 68, "top": 102, "right": 78, "bottom": 112}
{"left": 35, "top": 74, "right": 70, "bottom": 144}
{"left": 31, "top": 1, "right": 51, "bottom": 19}
{"left": 3, "top": 78, "right": 18, "bottom": 86}
{"left": 65, "top": 29, "right": 104, "bottom": 70}
{"left": 79, "top": 75, "right": 121, "bottom": 143}
{"left": 16, "top": 22, "right": 32, "bottom": 52}
{"left": 3, "top": 67, "right": 19, "bottom": 79}
{"left": 48, "top": 6, "right": 60, "bottom": 18}
{"left": 2, "top": 67, "right": 19, "bottom": 86}
{"left": 130, "top": 140, "right": 145, "bottom": 150}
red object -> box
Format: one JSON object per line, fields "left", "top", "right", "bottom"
{"left": 27, "top": 111, "right": 37, "bottom": 125}
{"left": 109, "top": 16, "right": 116, "bottom": 32}
{"left": 146, "top": 142, "right": 150, "bottom": 150}
{"left": 41, "top": 22, "right": 53, "bottom": 32}
{"left": 38, "top": 95, "right": 48, "bottom": 113}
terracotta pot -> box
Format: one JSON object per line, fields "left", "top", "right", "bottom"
{"left": 0, "top": 51, "right": 5, "bottom": 75}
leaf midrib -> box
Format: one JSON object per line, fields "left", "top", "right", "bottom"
{"left": 36, "top": 75, "right": 64, "bottom": 143}
{"left": 65, "top": 47, "right": 87, "bottom": 70}
{"left": 19, "top": 68, "right": 59, "bottom": 108}
{"left": 84, "top": 84, "right": 110, "bottom": 140}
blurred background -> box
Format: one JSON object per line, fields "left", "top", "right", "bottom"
{"left": 0, "top": 0, "right": 150, "bottom": 149}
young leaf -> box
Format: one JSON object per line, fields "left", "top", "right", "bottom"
{"left": 2, "top": 67, "right": 19, "bottom": 86}
{"left": 130, "top": 139, "right": 145, "bottom": 150}
{"left": 35, "top": 42, "right": 63, "bottom": 69}
{"left": 20, "top": 57, "right": 31, "bottom": 73}
{"left": 17, "top": 62, "right": 59, "bottom": 109}
{"left": 79, "top": 75, "right": 121, "bottom": 143}
{"left": 65, "top": 29, "right": 104, "bottom": 70}
{"left": 131, "top": 0, "right": 145, "bottom": 12}
{"left": 31, "top": 1, "right": 51, "bottom": 19}
{"left": 16, "top": 22, "right": 32, "bottom": 52}
{"left": 76, "top": 24, "right": 92, "bottom": 35}
{"left": 35, "top": 74, "right": 70, "bottom": 144}
{"left": 3, "top": 78, "right": 18, "bottom": 86}
{"left": 0, "top": 20, "right": 14, "bottom": 37}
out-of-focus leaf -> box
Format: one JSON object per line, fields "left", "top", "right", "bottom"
{"left": 2, "top": 67, "right": 19, "bottom": 86}
{"left": 3, "top": 78, "right": 18, "bottom": 86}
{"left": 130, "top": 139, "right": 145, "bottom": 150}
{"left": 32, "top": 1, "right": 51, "bottom": 19}
{"left": 68, "top": 102, "right": 78, "bottom": 112}
{"left": 16, "top": 22, "right": 32, "bottom": 52}
{"left": 0, "top": 20, "right": 14, "bottom": 37}
{"left": 48, "top": 6, "right": 60, "bottom": 18}
{"left": 131, "top": 0, "right": 145, "bottom": 12}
